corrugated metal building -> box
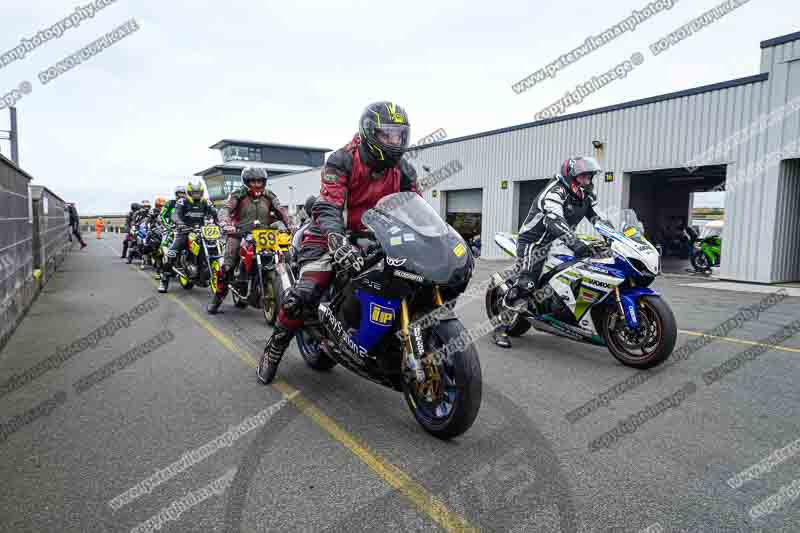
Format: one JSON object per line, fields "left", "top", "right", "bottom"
{"left": 268, "top": 30, "right": 800, "bottom": 284}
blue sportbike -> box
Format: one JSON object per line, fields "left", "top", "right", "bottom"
{"left": 486, "top": 210, "right": 677, "bottom": 369}
{"left": 279, "top": 192, "right": 482, "bottom": 439}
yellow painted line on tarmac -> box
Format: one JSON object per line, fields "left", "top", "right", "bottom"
{"left": 679, "top": 330, "right": 800, "bottom": 354}
{"left": 271, "top": 380, "right": 478, "bottom": 533}
{"left": 104, "top": 242, "right": 477, "bottom": 532}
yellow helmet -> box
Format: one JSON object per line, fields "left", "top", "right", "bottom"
{"left": 186, "top": 181, "right": 205, "bottom": 202}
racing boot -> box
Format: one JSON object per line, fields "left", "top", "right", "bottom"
{"left": 257, "top": 324, "right": 294, "bottom": 384}
{"left": 493, "top": 325, "right": 512, "bottom": 348}
{"left": 206, "top": 291, "right": 225, "bottom": 314}
{"left": 206, "top": 265, "right": 232, "bottom": 314}
{"left": 158, "top": 271, "right": 170, "bottom": 293}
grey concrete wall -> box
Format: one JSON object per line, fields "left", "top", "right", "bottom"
{"left": 0, "top": 155, "right": 35, "bottom": 354}
{"left": 0, "top": 164, "right": 72, "bottom": 355}
{"left": 29, "top": 186, "right": 70, "bottom": 284}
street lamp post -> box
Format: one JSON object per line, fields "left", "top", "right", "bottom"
{"left": 0, "top": 107, "right": 19, "bottom": 165}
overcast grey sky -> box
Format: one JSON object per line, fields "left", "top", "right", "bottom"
{"left": 0, "top": 0, "right": 797, "bottom": 214}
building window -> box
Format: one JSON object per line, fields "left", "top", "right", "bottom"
{"left": 222, "top": 145, "right": 261, "bottom": 162}
{"left": 222, "top": 176, "right": 240, "bottom": 195}
{"left": 206, "top": 181, "right": 224, "bottom": 199}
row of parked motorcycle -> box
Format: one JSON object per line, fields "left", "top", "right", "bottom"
{"left": 121, "top": 196, "right": 678, "bottom": 439}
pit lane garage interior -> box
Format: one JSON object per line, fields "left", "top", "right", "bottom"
{"left": 515, "top": 179, "right": 550, "bottom": 231}
{"left": 445, "top": 188, "right": 483, "bottom": 242}
{"left": 626, "top": 164, "right": 727, "bottom": 274}
{"left": 774, "top": 158, "right": 800, "bottom": 282}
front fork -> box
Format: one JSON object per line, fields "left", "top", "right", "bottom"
{"left": 613, "top": 287, "right": 660, "bottom": 330}
{"left": 254, "top": 253, "right": 265, "bottom": 300}
{"left": 399, "top": 287, "right": 446, "bottom": 384}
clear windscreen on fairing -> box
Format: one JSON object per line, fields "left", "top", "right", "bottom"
{"left": 601, "top": 209, "right": 660, "bottom": 274}
{"left": 362, "top": 192, "right": 471, "bottom": 284}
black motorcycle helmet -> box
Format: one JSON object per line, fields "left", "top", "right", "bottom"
{"left": 559, "top": 157, "right": 602, "bottom": 197}
{"left": 358, "top": 101, "right": 410, "bottom": 170}
{"left": 304, "top": 195, "right": 317, "bottom": 217}
{"left": 130, "top": 202, "right": 141, "bottom": 212}
{"left": 241, "top": 166, "right": 268, "bottom": 197}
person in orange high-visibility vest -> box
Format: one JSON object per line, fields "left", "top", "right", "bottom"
{"left": 95, "top": 217, "right": 105, "bottom": 239}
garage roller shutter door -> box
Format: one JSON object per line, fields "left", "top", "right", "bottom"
{"left": 446, "top": 189, "right": 482, "bottom": 213}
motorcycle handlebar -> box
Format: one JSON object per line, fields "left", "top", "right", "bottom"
{"left": 361, "top": 248, "right": 385, "bottom": 271}
{"left": 175, "top": 224, "right": 203, "bottom": 233}
{"left": 233, "top": 222, "right": 291, "bottom": 235}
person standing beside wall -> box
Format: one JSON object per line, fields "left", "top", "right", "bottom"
{"left": 66, "top": 203, "right": 87, "bottom": 249}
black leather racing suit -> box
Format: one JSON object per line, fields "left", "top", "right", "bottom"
{"left": 515, "top": 175, "right": 602, "bottom": 289}
{"left": 121, "top": 208, "right": 139, "bottom": 258}
{"left": 125, "top": 208, "right": 150, "bottom": 256}
{"left": 164, "top": 197, "right": 218, "bottom": 266}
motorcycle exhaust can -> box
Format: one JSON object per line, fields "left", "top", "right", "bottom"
{"left": 491, "top": 272, "right": 510, "bottom": 294}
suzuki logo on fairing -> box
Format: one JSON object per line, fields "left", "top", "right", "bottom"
{"left": 386, "top": 257, "right": 407, "bottom": 267}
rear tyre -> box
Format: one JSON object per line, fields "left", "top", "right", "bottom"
{"left": 273, "top": 275, "right": 285, "bottom": 314}
{"left": 402, "top": 320, "right": 482, "bottom": 440}
{"left": 485, "top": 285, "right": 532, "bottom": 337}
{"left": 297, "top": 331, "right": 337, "bottom": 371}
{"left": 232, "top": 289, "right": 248, "bottom": 308}
{"left": 600, "top": 295, "right": 677, "bottom": 369}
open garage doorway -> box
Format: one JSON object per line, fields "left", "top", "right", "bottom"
{"left": 444, "top": 188, "right": 483, "bottom": 242}
{"left": 626, "top": 165, "right": 726, "bottom": 274}
{"left": 772, "top": 159, "right": 800, "bottom": 283}
{"left": 516, "top": 179, "right": 550, "bottom": 231}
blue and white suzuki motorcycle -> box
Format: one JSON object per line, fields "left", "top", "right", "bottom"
{"left": 486, "top": 210, "right": 677, "bottom": 369}
{"left": 282, "top": 192, "right": 482, "bottom": 439}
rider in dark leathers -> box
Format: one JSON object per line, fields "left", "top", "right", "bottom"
{"left": 158, "top": 181, "right": 218, "bottom": 293}
{"left": 133, "top": 201, "right": 151, "bottom": 226}
{"left": 494, "top": 157, "right": 608, "bottom": 348}
{"left": 154, "top": 186, "right": 186, "bottom": 278}
{"left": 147, "top": 197, "right": 167, "bottom": 226}
{"left": 207, "top": 167, "right": 289, "bottom": 314}
{"left": 257, "top": 101, "right": 417, "bottom": 384}
{"left": 121, "top": 202, "right": 141, "bottom": 259}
